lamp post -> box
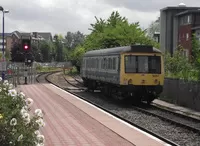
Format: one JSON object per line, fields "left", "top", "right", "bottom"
{"left": 0, "top": 6, "right": 9, "bottom": 81}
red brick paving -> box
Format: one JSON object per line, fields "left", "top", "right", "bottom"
{"left": 20, "top": 84, "right": 135, "bottom": 146}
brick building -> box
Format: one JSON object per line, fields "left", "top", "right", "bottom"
{"left": 160, "top": 3, "right": 200, "bottom": 58}
{"left": 176, "top": 10, "right": 200, "bottom": 57}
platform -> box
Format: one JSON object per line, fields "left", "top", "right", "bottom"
{"left": 18, "top": 83, "right": 171, "bottom": 146}
{"left": 152, "top": 99, "right": 200, "bottom": 120}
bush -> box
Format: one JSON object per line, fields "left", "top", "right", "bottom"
{"left": 0, "top": 79, "right": 45, "bottom": 146}
{"left": 164, "top": 49, "right": 196, "bottom": 81}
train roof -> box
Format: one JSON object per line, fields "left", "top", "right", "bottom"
{"left": 83, "top": 45, "right": 161, "bottom": 57}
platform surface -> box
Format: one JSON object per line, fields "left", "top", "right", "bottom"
{"left": 153, "top": 99, "right": 200, "bottom": 120}
{"left": 19, "top": 83, "right": 170, "bottom": 146}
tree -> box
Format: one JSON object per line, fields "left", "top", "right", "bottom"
{"left": 31, "top": 42, "right": 42, "bottom": 62}
{"left": 147, "top": 17, "right": 160, "bottom": 39}
{"left": 69, "top": 11, "right": 159, "bottom": 72}
{"left": 54, "top": 34, "right": 64, "bottom": 62}
{"left": 84, "top": 11, "right": 159, "bottom": 50}
{"left": 68, "top": 47, "right": 85, "bottom": 72}
{"left": 39, "top": 41, "right": 52, "bottom": 62}
{"left": 65, "top": 31, "right": 85, "bottom": 50}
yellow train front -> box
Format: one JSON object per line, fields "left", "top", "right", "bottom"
{"left": 80, "top": 45, "right": 164, "bottom": 104}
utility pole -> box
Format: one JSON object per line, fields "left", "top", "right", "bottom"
{"left": 0, "top": 7, "right": 9, "bottom": 81}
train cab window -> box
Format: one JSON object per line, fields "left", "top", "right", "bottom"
{"left": 125, "top": 55, "right": 137, "bottom": 73}
{"left": 148, "top": 56, "right": 161, "bottom": 74}
{"left": 138, "top": 56, "right": 148, "bottom": 73}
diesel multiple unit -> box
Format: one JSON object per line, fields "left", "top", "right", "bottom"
{"left": 80, "top": 45, "right": 164, "bottom": 104}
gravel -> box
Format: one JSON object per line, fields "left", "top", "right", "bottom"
{"left": 47, "top": 72, "right": 200, "bottom": 146}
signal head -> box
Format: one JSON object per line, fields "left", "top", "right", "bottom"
{"left": 22, "top": 39, "right": 31, "bottom": 51}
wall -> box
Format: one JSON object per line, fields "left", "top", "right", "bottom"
{"left": 160, "top": 78, "right": 200, "bottom": 112}
{"left": 6, "top": 36, "right": 12, "bottom": 52}
{"left": 178, "top": 24, "right": 192, "bottom": 55}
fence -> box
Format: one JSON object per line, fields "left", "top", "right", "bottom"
{"left": 161, "top": 78, "right": 200, "bottom": 112}
{"left": 1, "top": 62, "right": 37, "bottom": 87}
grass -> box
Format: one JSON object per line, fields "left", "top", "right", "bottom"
{"left": 63, "top": 66, "right": 79, "bottom": 76}
{"left": 36, "top": 66, "right": 62, "bottom": 73}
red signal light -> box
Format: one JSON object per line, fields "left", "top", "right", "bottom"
{"left": 24, "top": 45, "right": 29, "bottom": 50}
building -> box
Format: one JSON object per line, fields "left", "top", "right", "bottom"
{"left": 176, "top": 9, "right": 200, "bottom": 57}
{"left": 153, "top": 32, "right": 160, "bottom": 43}
{"left": 160, "top": 3, "right": 200, "bottom": 57}
{"left": 0, "top": 33, "right": 12, "bottom": 51}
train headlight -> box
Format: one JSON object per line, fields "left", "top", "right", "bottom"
{"left": 128, "top": 79, "right": 132, "bottom": 85}
{"left": 141, "top": 80, "right": 145, "bottom": 84}
{"left": 154, "top": 79, "right": 158, "bottom": 84}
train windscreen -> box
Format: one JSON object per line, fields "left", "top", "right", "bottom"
{"left": 125, "top": 55, "right": 161, "bottom": 74}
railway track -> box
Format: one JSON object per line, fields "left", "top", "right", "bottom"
{"left": 36, "top": 72, "right": 180, "bottom": 146}
{"left": 65, "top": 74, "right": 200, "bottom": 134}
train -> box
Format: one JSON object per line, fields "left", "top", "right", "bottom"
{"left": 80, "top": 45, "right": 164, "bottom": 104}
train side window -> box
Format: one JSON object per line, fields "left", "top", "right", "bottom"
{"left": 99, "top": 58, "right": 101, "bottom": 69}
{"left": 105, "top": 58, "right": 107, "bottom": 69}
{"left": 113, "top": 58, "right": 116, "bottom": 70}
{"left": 108, "top": 58, "right": 111, "bottom": 69}
{"left": 111, "top": 58, "right": 113, "bottom": 70}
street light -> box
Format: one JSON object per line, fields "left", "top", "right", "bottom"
{"left": 0, "top": 6, "right": 9, "bottom": 81}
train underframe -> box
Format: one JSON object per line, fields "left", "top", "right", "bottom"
{"left": 82, "top": 78, "right": 163, "bottom": 104}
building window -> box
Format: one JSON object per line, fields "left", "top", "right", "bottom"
{"left": 187, "top": 15, "right": 191, "bottom": 24}
{"left": 186, "top": 33, "right": 189, "bottom": 41}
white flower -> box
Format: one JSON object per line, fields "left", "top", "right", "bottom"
{"left": 10, "top": 118, "right": 17, "bottom": 126}
{"left": 3, "top": 80, "right": 9, "bottom": 87}
{"left": 22, "top": 113, "right": 30, "bottom": 120}
{"left": 24, "top": 117, "right": 31, "bottom": 125}
{"left": 34, "top": 130, "right": 40, "bottom": 136}
{"left": 22, "top": 105, "right": 28, "bottom": 110}
{"left": 8, "top": 89, "right": 17, "bottom": 97}
{"left": 35, "top": 109, "right": 43, "bottom": 117}
{"left": 25, "top": 98, "right": 34, "bottom": 107}
{"left": 20, "top": 108, "right": 28, "bottom": 115}
{"left": 19, "top": 92, "right": 25, "bottom": 99}
{"left": 37, "top": 134, "right": 45, "bottom": 144}
{"left": 36, "top": 143, "right": 44, "bottom": 146}
{"left": 8, "top": 84, "right": 13, "bottom": 90}
{"left": 4, "top": 80, "right": 8, "bottom": 83}
{"left": 17, "top": 134, "right": 23, "bottom": 141}
{"left": 36, "top": 118, "right": 45, "bottom": 127}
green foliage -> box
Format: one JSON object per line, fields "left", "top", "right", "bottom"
{"left": 84, "top": 11, "right": 159, "bottom": 50}
{"left": 39, "top": 41, "right": 53, "bottom": 62}
{"left": 191, "top": 34, "right": 200, "bottom": 66}
{"left": 31, "top": 43, "right": 42, "bottom": 62}
{"left": 69, "top": 11, "right": 159, "bottom": 72}
{"left": 0, "top": 79, "right": 45, "bottom": 145}
{"left": 53, "top": 36, "right": 65, "bottom": 62}
{"left": 64, "top": 67, "right": 78, "bottom": 75}
{"left": 69, "top": 47, "right": 86, "bottom": 72}
{"left": 65, "top": 31, "right": 85, "bottom": 50}
{"left": 164, "top": 49, "right": 195, "bottom": 80}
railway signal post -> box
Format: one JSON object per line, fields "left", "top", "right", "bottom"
{"left": 21, "top": 36, "right": 32, "bottom": 84}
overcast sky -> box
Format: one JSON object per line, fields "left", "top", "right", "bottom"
{"left": 0, "top": 0, "right": 199, "bottom": 36}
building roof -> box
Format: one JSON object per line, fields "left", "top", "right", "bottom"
{"left": 11, "top": 31, "right": 52, "bottom": 41}
{"left": 175, "top": 9, "right": 200, "bottom": 16}
{"left": 37, "top": 32, "right": 52, "bottom": 41}
{"left": 0, "top": 33, "right": 12, "bottom": 37}
{"left": 160, "top": 6, "right": 200, "bottom": 12}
